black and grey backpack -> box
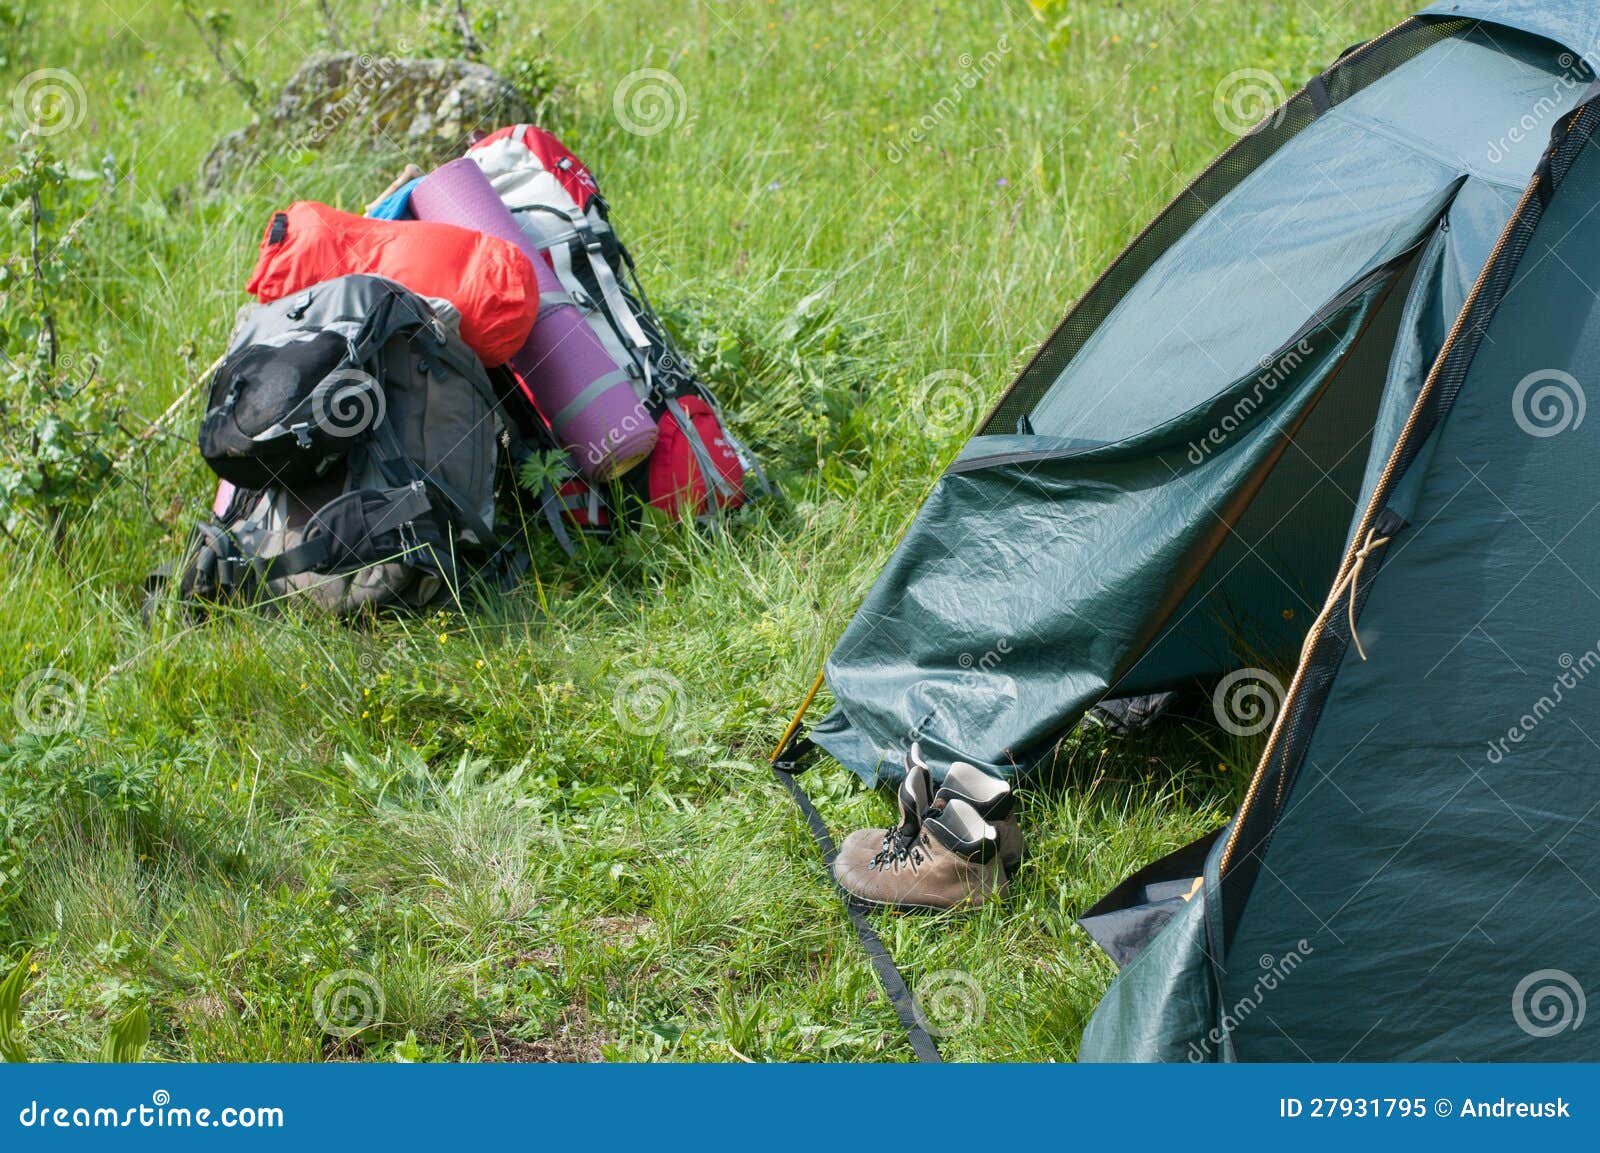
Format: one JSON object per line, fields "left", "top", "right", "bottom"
{"left": 168, "top": 274, "right": 514, "bottom": 614}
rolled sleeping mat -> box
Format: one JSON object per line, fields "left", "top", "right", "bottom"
{"left": 410, "top": 158, "right": 656, "bottom": 481}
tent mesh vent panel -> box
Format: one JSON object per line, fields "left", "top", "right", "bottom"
{"left": 980, "top": 17, "right": 1469, "bottom": 438}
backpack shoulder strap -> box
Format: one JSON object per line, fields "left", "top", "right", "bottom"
{"left": 567, "top": 212, "right": 652, "bottom": 352}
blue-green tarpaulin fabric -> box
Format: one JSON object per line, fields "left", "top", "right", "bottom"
{"left": 1218, "top": 124, "right": 1600, "bottom": 1060}
{"left": 1422, "top": 1, "right": 1600, "bottom": 72}
{"left": 814, "top": 23, "right": 1584, "bottom": 784}
{"left": 816, "top": 258, "right": 1417, "bottom": 781}
{"left": 1082, "top": 81, "right": 1600, "bottom": 1065}
{"left": 1079, "top": 894, "right": 1220, "bottom": 1062}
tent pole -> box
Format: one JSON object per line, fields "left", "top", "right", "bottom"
{"left": 769, "top": 669, "right": 825, "bottom": 762}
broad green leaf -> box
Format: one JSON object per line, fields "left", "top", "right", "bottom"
{"left": 100, "top": 1004, "right": 150, "bottom": 1063}
{"left": 0, "top": 954, "right": 33, "bottom": 1063}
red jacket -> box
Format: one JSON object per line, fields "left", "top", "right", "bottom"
{"left": 245, "top": 201, "right": 538, "bottom": 366}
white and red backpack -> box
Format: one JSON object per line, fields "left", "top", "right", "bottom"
{"left": 466, "top": 125, "right": 765, "bottom": 533}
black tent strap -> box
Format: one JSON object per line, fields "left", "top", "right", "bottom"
{"left": 770, "top": 762, "right": 942, "bottom": 1063}
{"left": 1306, "top": 73, "right": 1332, "bottom": 116}
{"left": 771, "top": 734, "right": 818, "bottom": 774}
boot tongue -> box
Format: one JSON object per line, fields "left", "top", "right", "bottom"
{"left": 884, "top": 822, "right": 921, "bottom": 859}
{"left": 896, "top": 756, "right": 933, "bottom": 833}
{"left": 881, "top": 751, "right": 934, "bottom": 858}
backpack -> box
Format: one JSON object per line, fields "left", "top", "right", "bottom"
{"left": 168, "top": 274, "right": 512, "bottom": 614}
{"left": 466, "top": 125, "right": 767, "bottom": 529}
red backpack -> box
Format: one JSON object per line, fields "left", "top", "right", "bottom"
{"left": 465, "top": 125, "right": 767, "bottom": 528}
{"left": 646, "top": 395, "right": 744, "bottom": 517}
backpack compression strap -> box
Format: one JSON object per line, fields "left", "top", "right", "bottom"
{"left": 205, "top": 483, "right": 437, "bottom": 591}
{"left": 363, "top": 287, "right": 543, "bottom": 561}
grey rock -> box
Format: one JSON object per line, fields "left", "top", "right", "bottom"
{"left": 201, "top": 54, "right": 531, "bottom": 190}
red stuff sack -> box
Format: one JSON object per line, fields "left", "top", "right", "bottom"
{"left": 244, "top": 201, "right": 538, "bottom": 366}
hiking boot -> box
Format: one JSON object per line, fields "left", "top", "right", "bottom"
{"left": 844, "top": 742, "right": 934, "bottom": 857}
{"left": 833, "top": 797, "right": 1007, "bottom": 912}
{"left": 857, "top": 743, "right": 1025, "bottom": 875}
{"left": 832, "top": 744, "right": 934, "bottom": 891}
{"left": 896, "top": 746, "right": 935, "bottom": 835}
{"left": 932, "top": 758, "right": 1024, "bottom": 875}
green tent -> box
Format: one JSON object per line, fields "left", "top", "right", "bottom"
{"left": 787, "top": 4, "right": 1600, "bottom": 1059}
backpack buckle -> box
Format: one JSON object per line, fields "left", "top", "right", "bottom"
{"left": 572, "top": 218, "right": 605, "bottom": 254}
{"left": 291, "top": 422, "right": 313, "bottom": 448}
{"left": 215, "top": 555, "right": 248, "bottom": 588}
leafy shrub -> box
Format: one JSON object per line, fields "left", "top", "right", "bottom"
{"left": 497, "top": 32, "right": 560, "bottom": 116}
{"left": 0, "top": 954, "right": 152, "bottom": 1063}
{"left": 0, "top": 730, "right": 166, "bottom": 936}
{"left": 410, "top": 0, "right": 501, "bottom": 60}
{"left": 658, "top": 278, "right": 886, "bottom": 475}
{"left": 0, "top": 145, "right": 131, "bottom": 546}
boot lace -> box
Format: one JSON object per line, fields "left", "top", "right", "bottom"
{"left": 869, "top": 824, "right": 925, "bottom": 871}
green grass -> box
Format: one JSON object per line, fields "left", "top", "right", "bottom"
{"left": 1, "top": 0, "right": 1403, "bottom": 1061}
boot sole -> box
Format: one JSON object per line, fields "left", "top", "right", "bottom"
{"left": 842, "top": 879, "right": 1009, "bottom": 914}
